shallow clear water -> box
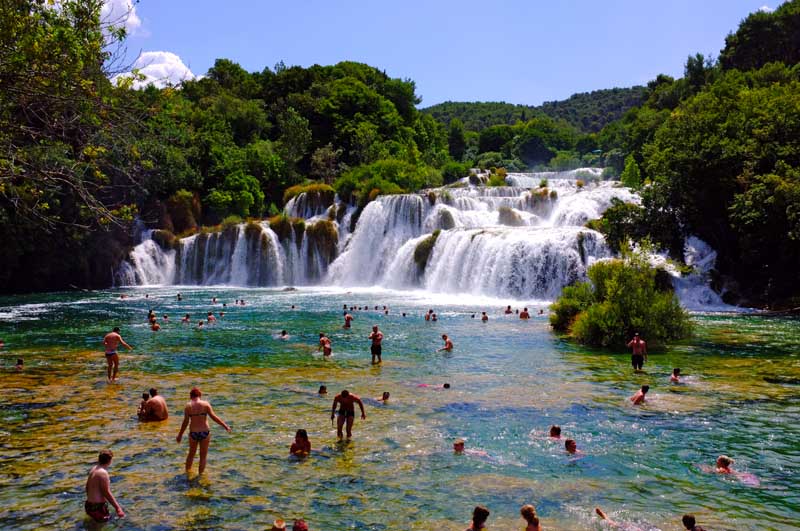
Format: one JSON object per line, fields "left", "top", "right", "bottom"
{"left": 0, "top": 288, "right": 798, "bottom": 531}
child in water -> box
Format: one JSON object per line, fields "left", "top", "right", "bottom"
{"left": 290, "top": 429, "right": 311, "bottom": 457}
{"left": 671, "top": 368, "right": 681, "bottom": 383}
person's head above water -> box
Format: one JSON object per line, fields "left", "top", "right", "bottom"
{"left": 641, "top": 385, "right": 650, "bottom": 394}
{"left": 141, "top": 392, "right": 149, "bottom": 401}
{"left": 281, "top": 330, "right": 287, "bottom": 336}
{"left": 549, "top": 425, "right": 561, "bottom": 437}
{"left": 682, "top": 514, "right": 696, "bottom": 529}
{"left": 717, "top": 455, "right": 733, "bottom": 468}
{"left": 113, "top": 326, "right": 120, "bottom": 333}
{"left": 318, "top": 385, "right": 327, "bottom": 394}
{"left": 453, "top": 438, "right": 465, "bottom": 452}
{"left": 149, "top": 388, "right": 157, "bottom": 397}
{"left": 442, "top": 334, "right": 448, "bottom": 340}
{"left": 443, "top": 383, "right": 451, "bottom": 389}
{"left": 381, "top": 391, "right": 390, "bottom": 400}
{"left": 190, "top": 387, "right": 201, "bottom": 399}
{"left": 673, "top": 368, "right": 681, "bottom": 375}
{"left": 295, "top": 429, "right": 308, "bottom": 441}
{"left": 565, "top": 439, "right": 577, "bottom": 453}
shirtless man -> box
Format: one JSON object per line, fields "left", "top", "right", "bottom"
{"left": 630, "top": 385, "right": 649, "bottom": 405}
{"left": 140, "top": 388, "right": 168, "bottom": 421}
{"left": 85, "top": 450, "right": 124, "bottom": 522}
{"left": 504, "top": 305, "right": 513, "bottom": 314}
{"left": 368, "top": 325, "right": 384, "bottom": 364}
{"left": 207, "top": 312, "right": 216, "bottom": 323}
{"left": 343, "top": 312, "right": 353, "bottom": 329}
{"left": 425, "top": 309, "right": 433, "bottom": 321}
{"left": 437, "top": 334, "right": 454, "bottom": 352}
{"left": 481, "top": 311, "right": 488, "bottom": 322}
{"left": 330, "top": 390, "right": 366, "bottom": 439}
{"left": 627, "top": 332, "right": 647, "bottom": 370}
{"left": 549, "top": 425, "right": 561, "bottom": 439}
{"left": 181, "top": 313, "right": 191, "bottom": 324}
{"left": 103, "top": 327, "right": 132, "bottom": 382}
{"left": 319, "top": 333, "right": 332, "bottom": 357}
{"left": 671, "top": 368, "right": 681, "bottom": 383}
{"left": 519, "top": 307, "right": 530, "bottom": 319}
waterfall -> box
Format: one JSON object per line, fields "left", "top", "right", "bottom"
{"left": 115, "top": 169, "right": 727, "bottom": 304}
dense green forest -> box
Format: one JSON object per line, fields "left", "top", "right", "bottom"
{"left": 423, "top": 86, "right": 648, "bottom": 134}
{"left": 1, "top": 0, "right": 799, "bottom": 307}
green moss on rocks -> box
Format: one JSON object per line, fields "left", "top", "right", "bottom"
{"left": 306, "top": 220, "right": 339, "bottom": 263}
{"left": 414, "top": 229, "right": 441, "bottom": 271}
{"left": 151, "top": 229, "right": 178, "bottom": 250}
{"left": 283, "top": 182, "right": 336, "bottom": 205}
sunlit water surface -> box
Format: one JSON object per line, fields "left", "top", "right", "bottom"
{"left": 0, "top": 288, "right": 798, "bottom": 531}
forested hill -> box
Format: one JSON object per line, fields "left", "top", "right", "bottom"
{"left": 422, "top": 86, "right": 647, "bottom": 133}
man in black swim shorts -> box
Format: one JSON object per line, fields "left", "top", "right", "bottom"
{"left": 627, "top": 332, "right": 647, "bottom": 370}
{"left": 368, "top": 325, "right": 383, "bottom": 364}
{"left": 330, "top": 389, "right": 366, "bottom": 439}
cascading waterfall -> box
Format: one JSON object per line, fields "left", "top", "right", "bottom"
{"left": 117, "top": 170, "right": 725, "bottom": 306}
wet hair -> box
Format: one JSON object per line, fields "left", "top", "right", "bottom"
{"left": 98, "top": 450, "right": 113, "bottom": 464}
{"left": 372, "top": 325, "right": 378, "bottom": 330}
{"left": 281, "top": 330, "right": 287, "bottom": 335}
{"left": 443, "top": 383, "right": 451, "bottom": 389}
{"left": 682, "top": 514, "right": 696, "bottom": 529}
{"left": 382, "top": 392, "right": 390, "bottom": 399}
{"left": 295, "top": 429, "right": 308, "bottom": 441}
{"left": 472, "top": 505, "right": 490, "bottom": 526}
{"left": 384, "top": 310, "right": 388, "bottom": 314}
{"left": 198, "top": 321, "right": 204, "bottom": 326}
{"left": 673, "top": 368, "right": 681, "bottom": 375}
{"left": 190, "top": 387, "right": 201, "bottom": 398}
{"left": 142, "top": 392, "right": 150, "bottom": 400}
{"left": 375, "top": 306, "right": 378, "bottom": 310}
{"left": 642, "top": 385, "right": 650, "bottom": 393}
{"left": 341, "top": 390, "right": 350, "bottom": 397}
{"left": 454, "top": 438, "right": 465, "bottom": 446}
{"left": 207, "top": 312, "right": 212, "bottom": 316}
{"left": 549, "top": 425, "right": 561, "bottom": 437}
{"left": 565, "top": 439, "right": 577, "bottom": 451}
{"left": 185, "top": 313, "right": 190, "bottom": 318}
{"left": 524, "top": 307, "right": 528, "bottom": 311}
{"left": 292, "top": 519, "right": 308, "bottom": 531}
{"left": 319, "top": 332, "right": 325, "bottom": 337}
{"left": 402, "top": 313, "right": 406, "bottom": 317}
{"left": 471, "top": 314, "right": 475, "bottom": 318}
{"left": 16, "top": 358, "right": 23, "bottom": 365}
{"left": 113, "top": 327, "right": 120, "bottom": 333}
{"left": 717, "top": 455, "right": 733, "bottom": 467}
{"left": 520, "top": 504, "right": 538, "bottom": 525}
{"left": 442, "top": 334, "right": 448, "bottom": 339}
{"left": 149, "top": 388, "right": 157, "bottom": 397}
{"left": 318, "top": 385, "right": 327, "bottom": 394}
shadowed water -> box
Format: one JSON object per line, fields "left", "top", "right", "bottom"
{"left": 0, "top": 288, "right": 798, "bottom": 530}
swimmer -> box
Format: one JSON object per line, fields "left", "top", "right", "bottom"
{"left": 290, "top": 429, "right": 311, "bottom": 457}
{"left": 150, "top": 320, "right": 160, "bottom": 332}
{"left": 627, "top": 332, "right": 647, "bottom": 371}
{"left": 222, "top": 303, "right": 227, "bottom": 308}
{"left": 384, "top": 309, "right": 388, "bottom": 315}
{"left": 318, "top": 385, "right": 327, "bottom": 395}
{"left": 418, "top": 382, "right": 451, "bottom": 389}
{"left": 471, "top": 314, "right": 476, "bottom": 319}
{"left": 565, "top": 439, "right": 579, "bottom": 454}
{"left": 219, "top": 311, "right": 225, "bottom": 318}
{"left": 520, "top": 504, "right": 541, "bottom": 531}
{"left": 715, "top": 455, "right": 733, "bottom": 474}
{"left": 85, "top": 450, "right": 124, "bottom": 522}
{"left": 504, "top": 305, "right": 513, "bottom": 314}
{"left": 319, "top": 333, "right": 332, "bottom": 356}
{"left": 671, "top": 368, "right": 681, "bottom": 383}
{"left": 374, "top": 391, "right": 390, "bottom": 403}
{"left": 271, "top": 519, "right": 287, "bottom": 531}
{"left": 453, "top": 439, "right": 489, "bottom": 457}
{"left": 207, "top": 312, "right": 216, "bottom": 323}
{"left": 291, "top": 305, "right": 296, "bottom": 310}
{"left": 279, "top": 330, "right": 289, "bottom": 340}
{"left": 343, "top": 312, "right": 353, "bottom": 329}
{"left": 425, "top": 309, "right": 433, "bottom": 321}
{"left": 15, "top": 358, "right": 23, "bottom": 371}
{"left": 342, "top": 304, "right": 348, "bottom": 315}
{"left": 293, "top": 520, "right": 309, "bottom": 531}
{"left": 103, "top": 327, "right": 133, "bottom": 382}
{"left": 594, "top": 507, "right": 646, "bottom": 531}
{"left": 176, "top": 387, "right": 231, "bottom": 475}
{"left": 630, "top": 385, "right": 649, "bottom": 405}
{"left": 181, "top": 313, "right": 190, "bottom": 323}
{"left": 402, "top": 312, "right": 406, "bottom": 317}
{"left": 197, "top": 321, "right": 204, "bottom": 329}
{"left": 682, "top": 514, "right": 706, "bottom": 531}
{"left": 330, "top": 390, "right": 366, "bottom": 439}
{"left": 538, "top": 309, "right": 544, "bottom": 315}
{"left": 162, "top": 314, "right": 169, "bottom": 322}
{"left": 481, "top": 311, "right": 488, "bottom": 322}
{"left": 177, "top": 293, "right": 182, "bottom": 301}
{"left": 212, "top": 297, "right": 217, "bottom": 304}
{"left": 519, "top": 307, "right": 530, "bottom": 319}
{"left": 466, "top": 505, "right": 490, "bottom": 531}
{"left": 549, "top": 425, "right": 561, "bottom": 439}
{"left": 431, "top": 313, "right": 438, "bottom": 322}
{"left": 437, "top": 334, "right": 454, "bottom": 352}
{"left": 368, "top": 325, "right": 383, "bottom": 364}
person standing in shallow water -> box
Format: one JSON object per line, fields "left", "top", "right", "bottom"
{"left": 627, "top": 332, "right": 647, "bottom": 370}
{"left": 465, "top": 505, "right": 490, "bottom": 531}
{"left": 319, "top": 333, "right": 332, "bottom": 357}
{"left": 103, "top": 327, "right": 132, "bottom": 382}
{"left": 176, "top": 387, "right": 231, "bottom": 475}
{"left": 331, "top": 389, "right": 366, "bottom": 439}
{"left": 368, "top": 325, "right": 383, "bottom": 364}
{"left": 85, "top": 450, "right": 124, "bottom": 522}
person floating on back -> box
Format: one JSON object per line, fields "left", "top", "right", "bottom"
{"left": 627, "top": 332, "right": 647, "bottom": 370}
{"left": 630, "top": 385, "right": 649, "bottom": 405}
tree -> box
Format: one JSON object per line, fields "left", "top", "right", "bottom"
{"left": 448, "top": 118, "right": 467, "bottom": 161}
{"left": 620, "top": 154, "right": 642, "bottom": 188}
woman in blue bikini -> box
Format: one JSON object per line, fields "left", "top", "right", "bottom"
{"left": 176, "top": 387, "right": 231, "bottom": 475}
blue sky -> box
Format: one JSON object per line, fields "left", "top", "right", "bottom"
{"left": 117, "top": 0, "right": 775, "bottom": 107}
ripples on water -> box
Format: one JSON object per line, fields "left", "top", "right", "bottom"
{"left": 0, "top": 289, "right": 798, "bottom": 530}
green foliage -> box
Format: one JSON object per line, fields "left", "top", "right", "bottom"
{"left": 586, "top": 198, "right": 646, "bottom": 253}
{"left": 333, "top": 159, "right": 441, "bottom": 205}
{"left": 447, "top": 118, "right": 467, "bottom": 161}
{"left": 282, "top": 183, "right": 336, "bottom": 205}
{"left": 441, "top": 161, "right": 469, "bottom": 185}
{"left": 719, "top": 0, "right": 800, "bottom": 71}
{"left": 166, "top": 190, "right": 199, "bottom": 234}
{"left": 413, "top": 230, "right": 441, "bottom": 270}
{"left": 305, "top": 220, "right": 339, "bottom": 263}
{"left": 151, "top": 230, "right": 178, "bottom": 251}
{"left": 206, "top": 171, "right": 264, "bottom": 219}
{"left": 620, "top": 154, "right": 642, "bottom": 188}
{"left": 550, "top": 258, "right": 692, "bottom": 347}
{"left": 549, "top": 151, "right": 581, "bottom": 171}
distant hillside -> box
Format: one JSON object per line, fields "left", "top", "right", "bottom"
{"left": 423, "top": 86, "right": 647, "bottom": 133}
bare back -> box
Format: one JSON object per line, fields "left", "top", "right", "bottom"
{"left": 103, "top": 332, "right": 122, "bottom": 353}
{"left": 85, "top": 465, "right": 109, "bottom": 503}
{"left": 184, "top": 399, "right": 211, "bottom": 432}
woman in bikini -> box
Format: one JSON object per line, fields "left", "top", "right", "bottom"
{"left": 176, "top": 387, "right": 231, "bottom": 475}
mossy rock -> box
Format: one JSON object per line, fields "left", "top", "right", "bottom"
{"left": 498, "top": 206, "right": 525, "bottom": 227}
{"left": 268, "top": 214, "right": 306, "bottom": 242}
{"left": 414, "top": 229, "right": 441, "bottom": 271}
{"left": 427, "top": 190, "right": 437, "bottom": 205}
{"left": 306, "top": 220, "right": 339, "bottom": 263}
{"left": 439, "top": 209, "right": 456, "bottom": 230}
{"left": 244, "top": 222, "right": 263, "bottom": 240}
{"left": 151, "top": 229, "right": 178, "bottom": 250}
{"left": 283, "top": 182, "right": 336, "bottom": 205}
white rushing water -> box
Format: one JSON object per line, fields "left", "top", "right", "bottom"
{"left": 117, "top": 170, "right": 724, "bottom": 305}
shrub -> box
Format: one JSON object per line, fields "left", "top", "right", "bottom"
{"left": 488, "top": 173, "right": 507, "bottom": 187}
{"left": 549, "top": 189, "right": 558, "bottom": 199}
{"left": 539, "top": 178, "right": 548, "bottom": 188}
{"left": 282, "top": 182, "right": 336, "bottom": 205}
{"left": 414, "top": 230, "right": 441, "bottom": 270}
{"left": 550, "top": 257, "right": 692, "bottom": 347}
{"left": 576, "top": 179, "right": 585, "bottom": 189}
{"left": 441, "top": 161, "right": 469, "bottom": 185}
{"left": 221, "top": 215, "right": 243, "bottom": 230}
{"left": 268, "top": 213, "right": 306, "bottom": 241}
{"left": 151, "top": 229, "right": 178, "bottom": 251}
{"left": 166, "top": 189, "right": 198, "bottom": 234}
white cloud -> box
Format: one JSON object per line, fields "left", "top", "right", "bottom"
{"left": 758, "top": 5, "right": 774, "bottom": 12}
{"left": 113, "top": 51, "right": 196, "bottom": 89}
{"left": 101, "top": 0, "right": 142, "bottom": 35}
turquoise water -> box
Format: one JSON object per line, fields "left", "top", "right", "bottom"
{"left": 0, "top": 287, "right": 798, "bottom": 530}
